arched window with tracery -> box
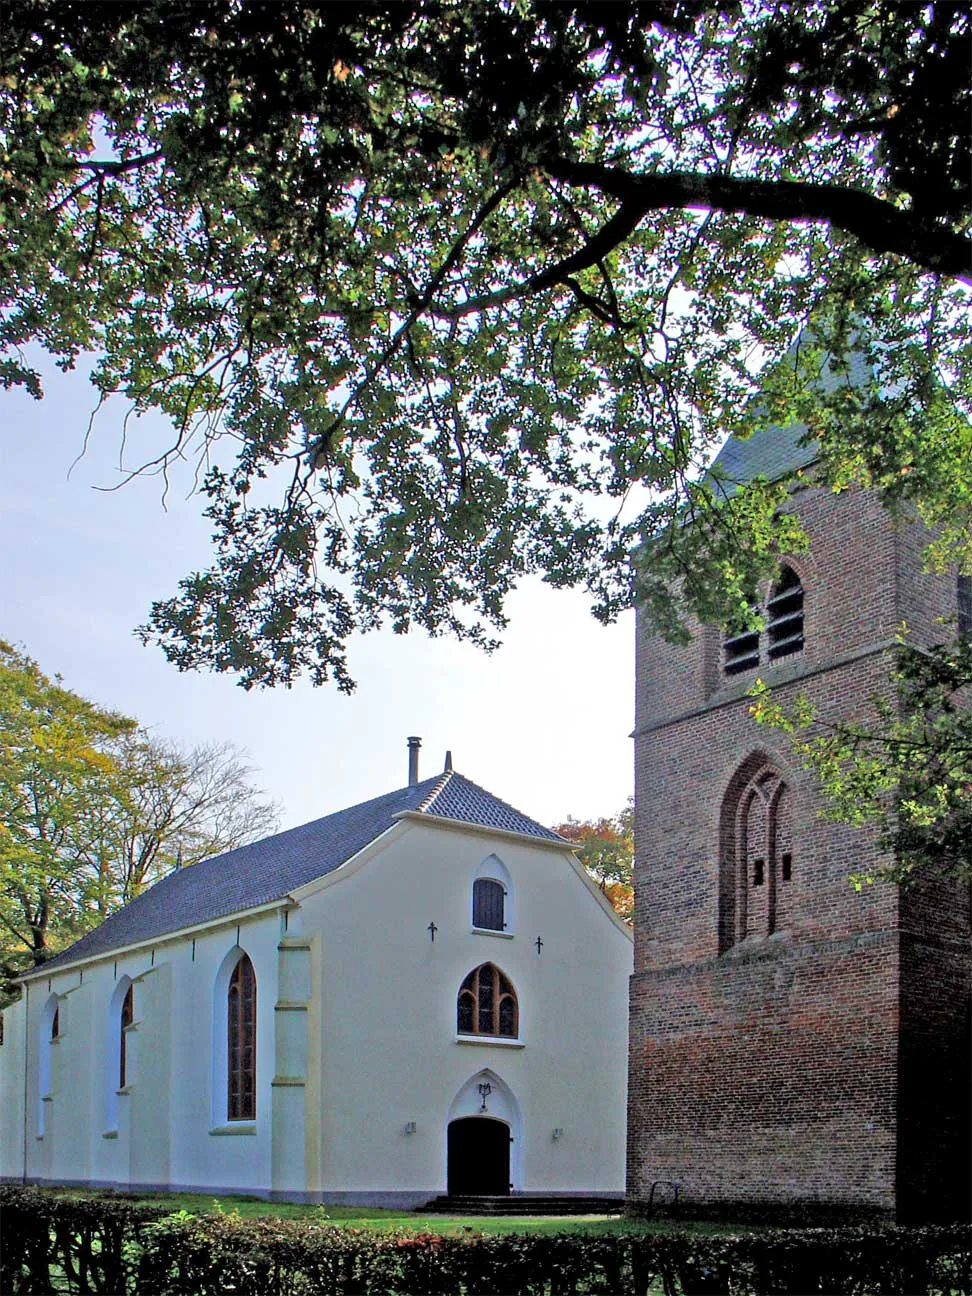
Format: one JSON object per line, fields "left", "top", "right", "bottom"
{"left": 118, "top": 984, "right": 134, "bottom": 1089}
{"left": 457, "top": 963, "right": 518, "bottom": 1038}
{"left": 720, "top": 761, "right": 796, "bottom": 950}
{"left": 227, "top": 954, "right": 257, "bottom": 1120}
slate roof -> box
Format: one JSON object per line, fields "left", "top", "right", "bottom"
{"left": 706, "top": 345, "right": 871, "bottom": 498}
{"left": 30, "top": 772, "right": 565, "bottom": 976}
{"left": 707, "top": 420, "right": 818, "bottom": 500}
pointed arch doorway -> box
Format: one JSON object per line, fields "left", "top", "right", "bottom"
{"left": 446, "top": 1068, "right": 522, "bottom": 1196}
{"left": 447, "top": 1117, "right": 510, "bottom": 1195}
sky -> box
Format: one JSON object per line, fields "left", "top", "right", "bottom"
{"left": 1, "top": 358, "right": 634, "bottom": 834}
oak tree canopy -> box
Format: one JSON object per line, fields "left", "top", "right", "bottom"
{"left": 2, "top": 1, "right": 970, "bottom": 689}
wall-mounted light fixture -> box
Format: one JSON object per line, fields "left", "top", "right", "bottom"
{"left": 552, "top": 1128, "right": 564, "bottom": 1141}
{"left": 404, "top": 1121, "right": 417, "bottom": 1135}
{"left": 477, "top": 1082, "right": 492, "bottom": 1112}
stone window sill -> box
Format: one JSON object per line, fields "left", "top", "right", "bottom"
{"left": 470, "top": 927, "right": 514, "bottom": 939}
{"left": 456, "top": 1035, "right": 524, "bottom": 1049}
{"left": 210, "top": 1122, "right": 257, "bottom": 1136}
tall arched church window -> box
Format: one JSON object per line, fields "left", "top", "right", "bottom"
{"left": 720, "top": 763, "right": 796, "bottom": 950}
{"left": 473, "top": 878, "right": 506, "bottom": 931}
{"left": 958, "top": 574, "right": 972, "bottom": 637}
{"left": 457, "top": 963, "right": 518, "bottom": 1038}
{"left": 119, "top": 984, "right": 134, "bottom": 1089}
{"left": 38, "top": 993, "right": 59, "bottom": 1135}
{"left": 767, "top": 566, "right": 804, "bottom": 660}
{"left": 227, "top": 954, "right": 256, "bottom": 1120}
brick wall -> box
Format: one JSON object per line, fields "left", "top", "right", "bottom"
{"left": 630, "top": 480, "right": 971, "bottom": 1220}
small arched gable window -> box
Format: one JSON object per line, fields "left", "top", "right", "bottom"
{"left": 471, "top": 854, "right": 514, "bottom": 933}
{"left": 227, "top": 954, "right": 257, "bottom": 1121}
{"left": 118, "top": 984, "right": 134, "bottom": 1089}
{"left": 457, "top": 963, "right": 518, "bottom": 1039}
{"left": 473, "top": 878, "right": 505, "bottom": 931}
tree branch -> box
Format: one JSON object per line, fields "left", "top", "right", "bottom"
{"left": 543, "top": 158, "right": 972, "bottom": 285}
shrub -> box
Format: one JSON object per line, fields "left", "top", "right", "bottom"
{"left": 0, "top": 1186, "right": 968, "bottom": 1295}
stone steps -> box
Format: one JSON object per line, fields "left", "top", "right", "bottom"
{"left": 420, "top": 1194, "right": 624, "bottom": 1216}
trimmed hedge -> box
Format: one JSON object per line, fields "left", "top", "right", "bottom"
{"left": 0, "top": 1187, "right": 969, "bottom": 1295}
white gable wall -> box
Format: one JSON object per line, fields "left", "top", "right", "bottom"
{"left": 294, "top": 817, "right": 631, "bottom": 1200}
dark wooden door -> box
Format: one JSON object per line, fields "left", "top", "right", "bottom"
{"left": 447, "top": 1117, "right": 511, "bottom": 1195}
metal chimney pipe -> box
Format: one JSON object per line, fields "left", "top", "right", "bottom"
{"left": 407, "top": 736, "right": 421, "bottom": 786}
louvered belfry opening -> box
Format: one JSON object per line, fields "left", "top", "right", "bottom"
{"left": 767, "top": 566, "right": 805, "bottom": 660}
{"left": 723, "top": 613, "right": 760, "bottom": 676}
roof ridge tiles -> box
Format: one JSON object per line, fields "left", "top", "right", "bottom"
{"left": 28, "top": 767, "right": 561, "bottom": 978}
{"left": 416, "top": 770, "right": 453, "bottom": 813}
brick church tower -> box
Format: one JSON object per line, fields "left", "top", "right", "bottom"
{"left": 629, "top": 423, "right": 971, "bottom": 1221}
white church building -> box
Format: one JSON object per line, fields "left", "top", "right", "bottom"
{"left": 0, "top": 743, "right": 631, "bottom": 1205}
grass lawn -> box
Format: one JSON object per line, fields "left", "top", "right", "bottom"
{"left": 40, "top": 1186, "right": 739, "bottom": 1236}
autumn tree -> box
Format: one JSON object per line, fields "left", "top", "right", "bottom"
{"left": 1, "top": 2, "right": 969, "bottom": 689}
{"left": 0, "top": 640, "right": 278, "bottom": 988}
{"left": 90, "top": 733, "right": 280, "bottom": 907}
{"left": 0, "top": 640, "right": 135, "bottom": 978}
{"left": 556, "top": 804, "right": 634, "bottom": 920}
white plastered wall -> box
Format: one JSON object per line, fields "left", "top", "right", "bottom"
{"left": 2, "top": 911, "right": 282, "bottom": 1196}
{"left": 0, "top": 816, "right": 632, "bottom": 1203}
{"left": 294, "top": 817, "right": 632, "bottom": 1200}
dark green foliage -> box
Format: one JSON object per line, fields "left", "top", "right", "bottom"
{"left": 2, "top": 3, "right": 970, "bottom": 689}
{"left": 751, "top": 636, "right": 972, "bottom": 882}
{"left": 1, "top": 1187, "right": 968, "bottom": 1295}
{"left": 0, "top": 1188, "right": 167, "bottom": 1294}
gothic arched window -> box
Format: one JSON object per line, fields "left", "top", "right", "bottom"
{"left": 720, "top": 762, "right": 796, "bottom": 950}
{"left": 227, "top": 954, "right": 256, "bottom": 1120}
{"left": 119, "top": 984, "right": 134, "bottom": 1089}
{"left": 457, "top": 963, "right": 518, "bottom": 1038}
